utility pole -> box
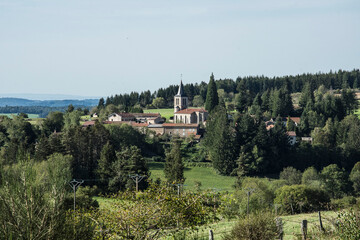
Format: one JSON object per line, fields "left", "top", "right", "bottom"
{"left": 245, "top": 187, "right": 256, "bottom": 216}
{"left": 69, "top": 179, "right": 84, "bottom": 212}
{"left": 129, "top": 174, "right": 145, "bottom": 192}
{"left": 172, "top": 183, "right": 186, "bottom": 195}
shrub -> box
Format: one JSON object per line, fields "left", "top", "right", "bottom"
{"left": 302, "top": 166, "right": 321, "bottom": 187}
{"left": 223, "top": 212, "right": 278, "bottom": 240}
{"left": 330, "top": 196, "right": 357, "bottom": 210}
{"left": 280, "top": 166, "right": 302, "bottom": 185}
{"left": 274, "top": 185, "right": 330, "bottom": 214}
{"left": 336, "top": 209, "right": 360, "bottom": 240}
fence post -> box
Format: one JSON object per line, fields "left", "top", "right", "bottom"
{"left": 318, "top": 211, "right": 325, "bottom": 232}
{"left": 276, "top": 217, "right": 283, "bottom": 240}
{"left": 301, "top": 220, "right": 307, "bottom": 240}
{"left": 209, "top": 229, "right": 214, "bottom": 240}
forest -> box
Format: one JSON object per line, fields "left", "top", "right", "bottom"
{"left": 1, "top": 69, "right": 360, "bottom": 239}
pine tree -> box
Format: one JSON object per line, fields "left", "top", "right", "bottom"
{"left": 164, "top": 139, "right": 185, "bottom": 183}
{"left": 205, "top": 73, "right": 219, "bottom": 112}
{"left": 97, "top": 142, "right": 116, "bottom": 191}
{"left": 205, "top": 106, "right": 237, "bottom": 175}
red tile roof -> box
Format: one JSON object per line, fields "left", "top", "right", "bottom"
{"left": 163, "top": 123, "right": 199, "bottom": 127}
{"left": 132, "top": 113, "right": 161, "bottom": 118}
{"left": 289, "top": 117, "right": 301, "bottom": 124}
{"left": 82, "top": 121, "right": 96, "bottom": 127}
{"left": 287, "top": 131, "right": 297, "bottom": 137}
{"left": 174, "top": 108, "right": 207, "bottom": 114}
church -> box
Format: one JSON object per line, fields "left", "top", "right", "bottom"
{"left": 173, "top": 80, "right": 208, "bottom": 124}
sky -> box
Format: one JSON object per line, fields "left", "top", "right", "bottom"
{"left": 0, "top": 0, "right": 359, "bottom": 99}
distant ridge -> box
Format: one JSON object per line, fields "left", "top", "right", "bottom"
{"left": 0, "top": 93, "right": 101, "bottom": 101}
{"left": 0, "top": 97, "right": 99, "bottom": 107}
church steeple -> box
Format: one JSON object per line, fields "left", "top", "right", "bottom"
{"left": 176, "top": 80, "right": 185, "bottom": 96}
{"left": 174, "top": 78, "right": 188, "bottom": 113}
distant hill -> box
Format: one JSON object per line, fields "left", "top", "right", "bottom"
{"left": 0, "top": 98, "right": 99, "bottom": 107}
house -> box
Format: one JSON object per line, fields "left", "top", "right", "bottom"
{"left": 286, "top": 131, "right": 297, "bottom": 145}
{"left": 173, "top": 80, "right": 208, "bottom": 124}
{"left": 91, "top": 113, "right": 98, "bottom": 118}
{"left": 108, "top": 113, "right": 135, "bottom": 122}
{"left": 301, "top": 137, "right": 313, "bottom": 143}
{"left": 131, "top": 113, "right": 164, "bottom": 124}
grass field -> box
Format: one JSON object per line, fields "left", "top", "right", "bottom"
{"left": 144, "top": 108, "right": 174, "bottom": 122}
{"left": 149, "top": 162, "right": 236, "bottom": 192}
{"left": 0, "top": 113, "right": 39, "bottom": 119}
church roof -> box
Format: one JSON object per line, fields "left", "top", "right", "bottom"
{"left": 174, "top": 108, "right": 207, "bottom": 114}
{"left": 175, "top": 80, "right": 185, "bottom": 96}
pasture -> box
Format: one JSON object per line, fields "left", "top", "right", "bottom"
{"left": 149, "top": 162, "right": 236, "bottom": 192}
{"left": 144, "top": 108, "right": 174, "bottom": 121}
{"left": 0, "top": 113, "right": 39, "bottom": 119}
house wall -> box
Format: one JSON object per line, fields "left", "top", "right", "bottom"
{"left": 164, "top": 127, "right": 198, "bottom": 137}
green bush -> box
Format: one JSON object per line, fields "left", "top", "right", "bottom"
{"left": 274, "top": 185, "right": 330, "bottom": 214}
{"left": 336, "top": 209, "right": 360, "bottom": 240}
{"left": 280, "top": 166, "right": 302, "bottom": 185}
{"left": 330, "top": 196, "right": 357, "bottom": 210}
{"left": 223, "top": 212, "right": 278, "bottom": 240}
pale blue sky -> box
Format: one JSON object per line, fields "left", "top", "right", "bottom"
{"left": 0, "top": 0, "right": 359, "bottom": 98}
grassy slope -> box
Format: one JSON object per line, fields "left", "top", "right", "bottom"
{"left": 149, "top": 162, "right": 236, "bottom": 192}
{"left": 144, "top": 108, "right": 174, "bottom": 122}
{"left": 0, "top": 113, "right": 39, "bottom": 118}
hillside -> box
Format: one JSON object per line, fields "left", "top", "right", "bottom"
{"left": 0, "top": 97, "right": 98, "bottom": 107}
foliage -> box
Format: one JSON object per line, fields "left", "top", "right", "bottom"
{"left": 223, "top": 212, "right": 278, "bottom": 240}
{"left": 0, "top": 154, "right": 77, "bottom": 239}
{"left": 204, "top": 105, "right": 237, "bottom": 175}
{"left": 301, "top": 166, "right": 321, "bottom": 187}
{"left": 205, "top": 73, "right": 219, "bottom": 112}
{"left": 336, "top": 209, "right": 360, "bottom": 240}
{"left": 108, "top": 145, "right": 150, "bottom": 192}
{"left": 90, "top": 183, "right": 218, "bottom": 239}
{"left": 164, "top": 139, "right": 185, "bottom": 183}
{"left": 280, "top": 166, "right": 302, "bottom": 185}
{"left": 320, "top": 164, "right": 350, "bottom": 199}
{"left": 330, "top": 196, "right": 357, "bottom": 210}
{"left": 350, "top": 162, "right": 360, "bottom": 194}
{"left": 274, "top": 185, "right": 330, "bottom": 214}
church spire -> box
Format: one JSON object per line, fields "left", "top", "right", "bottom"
{"left": 177, "top": 80, "right": 185, "bottom": 96}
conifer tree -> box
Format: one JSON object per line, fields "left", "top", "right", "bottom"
{"left": 164, "top": 139, "right": 185, "bottom": 183}
{"left": 205, "top": 106, "right": 237, "bottom": 175}
{"left": 205, "top": 73, "right": 219, "bottom": 112}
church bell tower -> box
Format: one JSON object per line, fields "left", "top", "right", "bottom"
{"left": 174, "top": 80, "right": 188, "bottom": 113}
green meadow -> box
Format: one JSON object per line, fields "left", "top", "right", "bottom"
{"left": 0, "top": 113, "right": 39, "bottom": 118}
{"left": 144, "top": 108, "right": 174, "bottom": 121}
{"left": 149, "top": 162, "right": 236, "bottom": 192}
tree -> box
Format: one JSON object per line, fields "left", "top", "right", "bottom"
{"left": 108, "top": 146, "right": 149, "bottom": 192}
{"left": 0, "top": 154, "right": 85, "bottom": 239}
{"left": 299, "top": 82, "right": 314, "bottom": 108}
{"left": 97, "top": 142, "right": 116, "bottom": 192}
{"left": 97, "top": 97, "right": 105, "bottom": 109}
{"left": 279, "top": 167, "right": 302, "bottom": 185}
{"left": 320, "top": 164, "right": 350, "bottom": 198}
{"left": 164, "top": 139, "right": 185, "bottom": 183}
{"left": 205, "top": 73, "right": 219, "bottom": 112}
{"left": 235, "top": 79, "right": 249, "bottom": 113}
{"left": 42, "top": 111, "right": 64, "bottom": 136}
{"left": 301, "top": 167, "right": 320, "bottom": 187}
{"left": 152, "top": 97, "right": 166, "bottom": 109}
{"left": 350, "top": 162, "right": 360, "bottom": 195}
{"left": 205, "top": 106, "right": 237, "bottom": 175}
{"left": 192, "top": 95, "right": 204, "bottom": 107}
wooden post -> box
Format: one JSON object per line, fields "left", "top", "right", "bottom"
{"left": 318, "top": 211, "right": 324, "bottom": 232}
{"left": 301, "top": 220, "right": 307, "bottom": 240}
{"left": 209, "top": 229, "right": 214, "bottom": 240}
{"left": 277, "top": 219, "right": 283, "bottom": 240}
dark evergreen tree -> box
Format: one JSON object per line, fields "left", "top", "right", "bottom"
{"left": 205, "top": 73, "right": 219, "bottom": 112}
{"left": 164, "top": 139, "right": 185, "bottom": 183}
{"left": 205, "top": 106, "right": 237, "bottom": 175}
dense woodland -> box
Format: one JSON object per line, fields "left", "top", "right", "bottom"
{"left": 1, "top": 69, "right": 360, "bottom": 239}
